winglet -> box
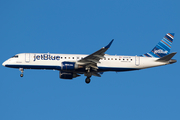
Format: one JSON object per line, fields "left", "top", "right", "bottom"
{"left": 104, "top": 39, "right": 114, "bottom": 49}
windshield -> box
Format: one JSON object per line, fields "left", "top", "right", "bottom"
{"left": 11, "top": 55, "right": 18, "bottom": 58}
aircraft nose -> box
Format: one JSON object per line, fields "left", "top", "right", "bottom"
{"left": 2, "top": 61, "right": 7, "bottom": 67}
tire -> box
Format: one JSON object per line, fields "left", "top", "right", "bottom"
{"left": 20, "top": 74, "right": 23, "bottom": 77}
{"left": 85, "top": 78, "right": 91, "bottom": 84}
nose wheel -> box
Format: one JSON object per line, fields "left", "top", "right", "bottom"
{"left": 20, "top": 74, "right": 23, "bottom": 77}
{"left": 85, "top": 77, "right": 91, "bottom": 84}
{"left": 19, "top": 68, "right": 24, "bottom": 77}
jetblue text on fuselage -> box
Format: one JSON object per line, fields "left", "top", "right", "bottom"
{"left": 34, "top": 54, "right": 60, "bottom": 61}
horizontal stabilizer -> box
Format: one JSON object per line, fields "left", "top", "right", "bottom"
{"left": 156, "top": 52, "right": 177, "bottom": 62}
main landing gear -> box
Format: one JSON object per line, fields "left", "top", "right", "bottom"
{"left": 85, "top": 68, "right": 92, "bottom": 84}
{"left": 19, "top": 68, "right": 24, "bottom": 77}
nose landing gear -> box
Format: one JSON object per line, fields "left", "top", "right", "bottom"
{"left": 85, "top": 77, "right": 91, "bottom": 84}
{"left": 19, "top": 68, "right": 24, "bottom": 77}
{"left": 20, "top": 74, "right": 23, "bottom": 77}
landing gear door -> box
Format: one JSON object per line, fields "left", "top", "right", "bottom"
{"left": 25, "top": 53, "right": 30, "bottom": 63}
{"left": 135, "top": 55, "right": 140, "bottom": 66}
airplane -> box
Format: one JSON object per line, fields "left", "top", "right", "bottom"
{"left": 2, "top": 33, "right": 177, "bottom": 84}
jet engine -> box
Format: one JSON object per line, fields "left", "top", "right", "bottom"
{"left": 59, "top": 71, "right": 80, "bottom": 79}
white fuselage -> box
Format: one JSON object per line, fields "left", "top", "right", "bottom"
{"left": 2, "top": 53, "right": 168, "bottom": 72}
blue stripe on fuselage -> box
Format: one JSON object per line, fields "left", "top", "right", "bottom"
{"left": 98, "top": 67, "right": 139, "bottom": 72}
{"left": 5, "top": 65, "right": 139, "bottom": 72}
{"left": 5, "top": 65, "right": 61, "bottom": 70}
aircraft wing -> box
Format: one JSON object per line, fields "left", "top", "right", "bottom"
{"left": 78, "top": 39, "right": 114, "bottom": 70}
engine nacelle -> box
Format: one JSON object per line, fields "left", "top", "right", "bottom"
{"left": 59, "top": 71, "right": 80, "bottom": 79}
{"left": 61, "top": 62, "right": 78, "bottom": 70}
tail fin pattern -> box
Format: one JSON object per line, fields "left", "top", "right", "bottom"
{"left": 142, "top": 33, "right": 174, "bottom": 58}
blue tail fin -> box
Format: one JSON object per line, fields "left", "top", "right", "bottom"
{"left": 142, "top": 33, "right": 175, "bottom": 58}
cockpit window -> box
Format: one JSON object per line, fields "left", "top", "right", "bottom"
{"left": 11, "top": 55, "right": 18, "bottom": 58}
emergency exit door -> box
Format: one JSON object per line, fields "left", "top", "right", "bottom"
{"left": 25, "top": 53, "right": 30, "bottom": 63}
{"left": 135, "top": 55, "right": 140, "bottom": 66}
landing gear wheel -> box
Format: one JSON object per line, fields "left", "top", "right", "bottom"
{"left": 85, "top": 78, "right": 91, "bottom": 84}
{"left": 19, "top": 68, "right": 24, "bottom": 77}
{"left": 20, "top": 74, "right": 23, "bottom": 77}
